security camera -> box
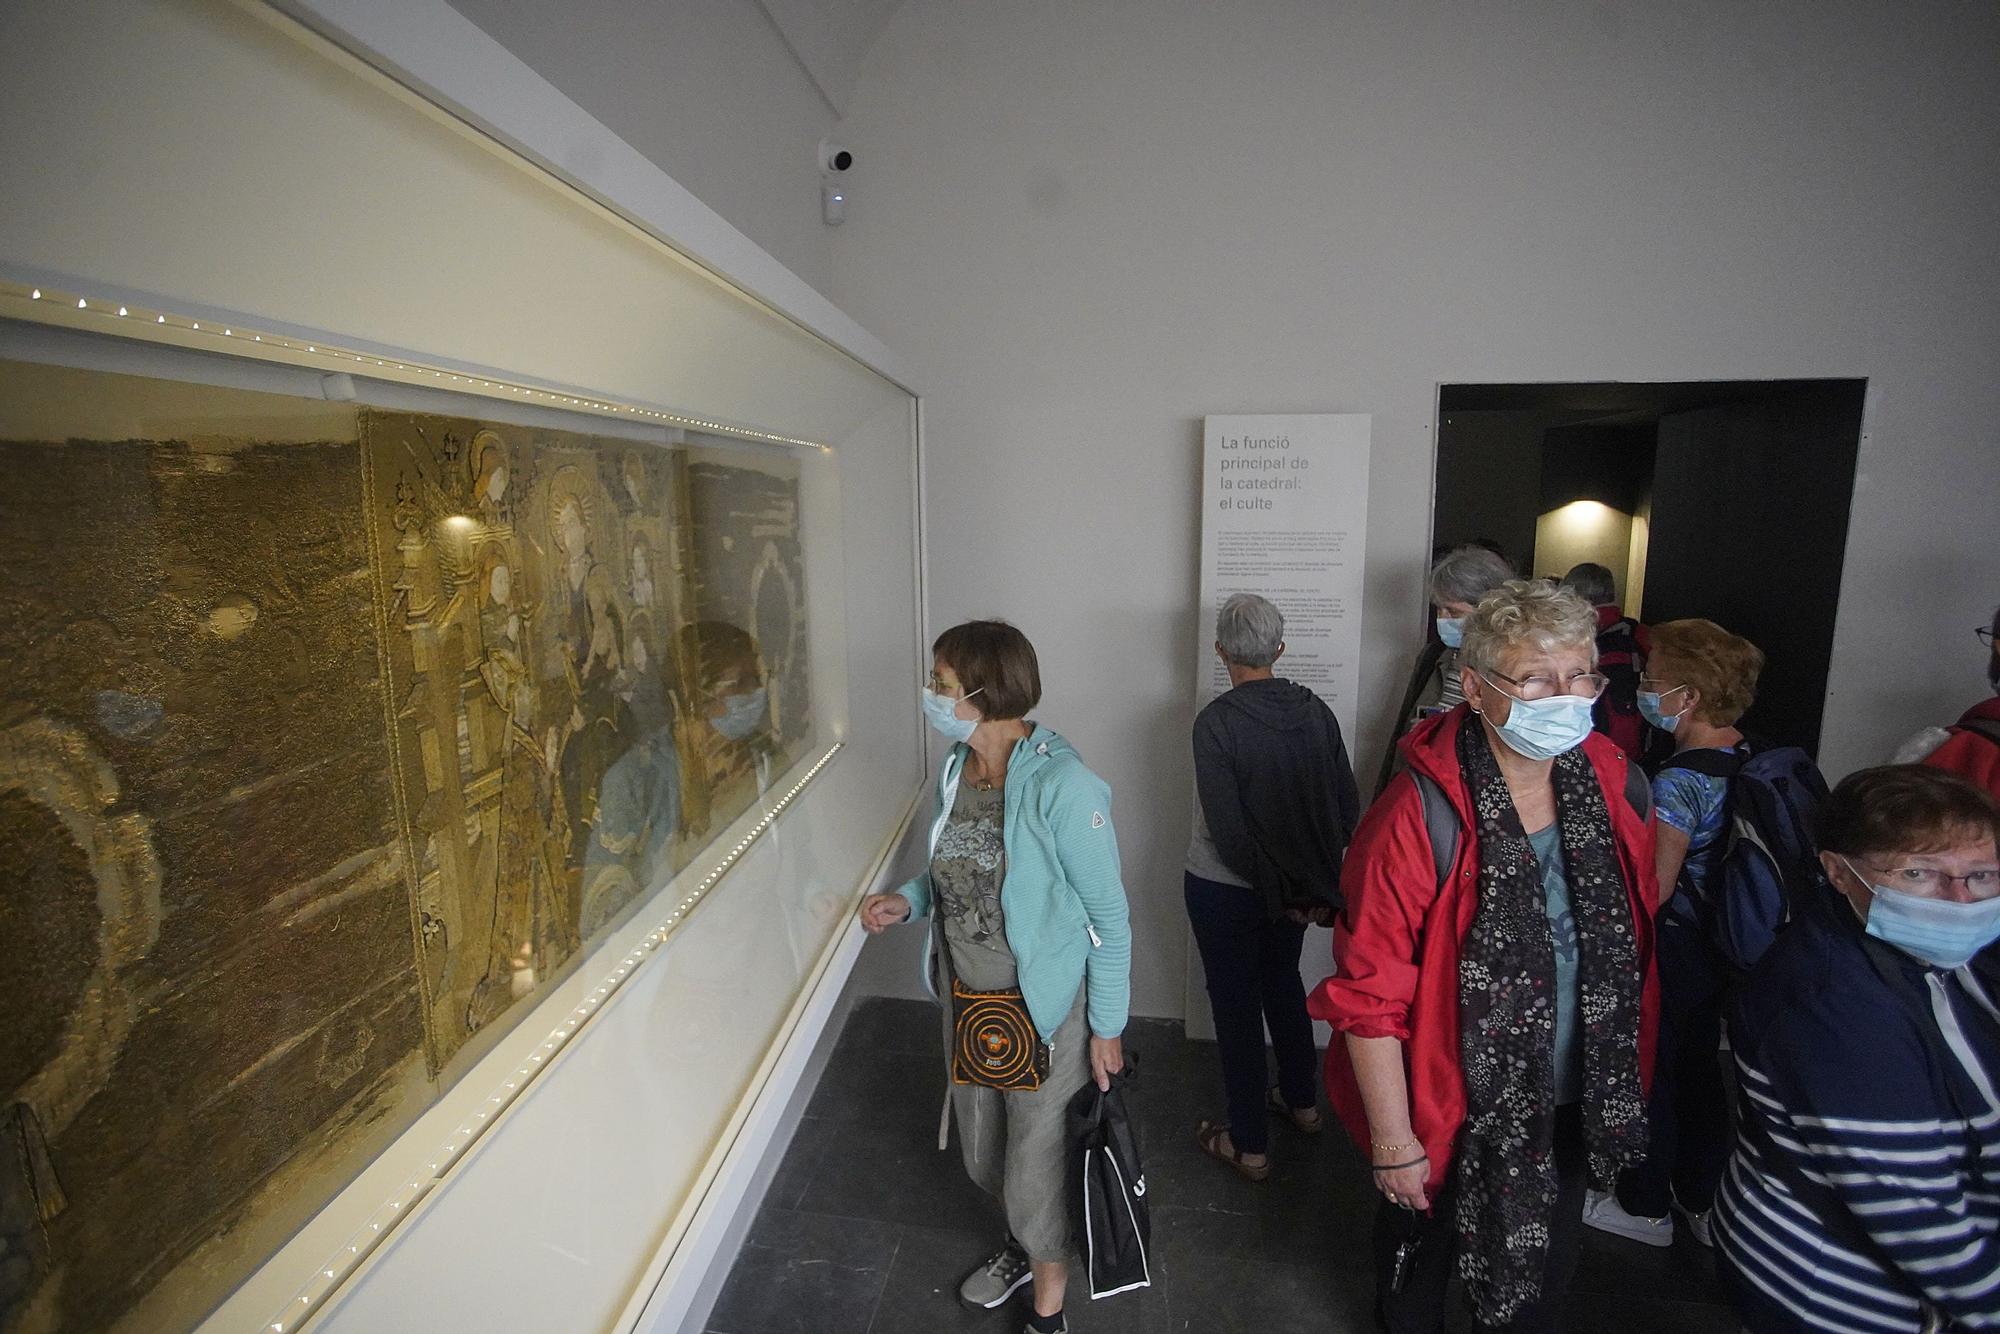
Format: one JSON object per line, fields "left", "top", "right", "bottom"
{"left": 819, "top": 140, "right": 854, "bottom": 174}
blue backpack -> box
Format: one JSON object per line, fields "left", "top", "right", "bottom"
{"left": 1658, "top": 742, "right": 1831, "bottom": 971}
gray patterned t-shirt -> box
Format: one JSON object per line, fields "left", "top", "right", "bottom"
{"left": 935, "top": 781, "right": 1014, "bottom": 990}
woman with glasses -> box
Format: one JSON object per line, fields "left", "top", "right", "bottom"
{"left": 1713, "top": 765, "right": 2000, "bottom": 1334}
{"left": 1310, "top": 579, "right": 1658, "bottom": 1333}
{"left": 1583, "top": 618, "right": 1764, "bottom": 1248}
{"left": 1894, "top": 605, "right": 2000, "bottom": 803}
{"left": 857, "top": 620, "right": 1130, "bottom": 1334}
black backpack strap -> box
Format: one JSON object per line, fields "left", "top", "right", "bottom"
{"left": 1657, "top": 748, "right": 1747, "bottom": 780}
{"left": 1375, "top": 640, "right": 1448, "bottom": 798}
{"left": 1411, "top": 771, "right": 1459, "bottom": 891}
{"left": 1622, "top": 756, "right": 1653, "bottom": 822}
{"left": 1956, "top": 717, "right": 2000, "bottom": 747}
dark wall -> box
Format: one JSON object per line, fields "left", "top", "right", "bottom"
{"left": 1436, "top": 381, "right": 1866, "bottom": 758}
{"left": 1540, "top": 421, "right": 1656, "bottom": 513}
{"left": 1432, "top": 410, "right": 1556, "bottom": 577}
{"left": 1641, "top": 385, "right": 1867, "bottom": 755}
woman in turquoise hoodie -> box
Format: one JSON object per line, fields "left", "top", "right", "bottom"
{"left": 860, "top": 620, "right": 1131, "bottom": 1334}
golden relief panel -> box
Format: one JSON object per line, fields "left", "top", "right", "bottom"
{"left": 0, "top": 360, "right": 813, "bottom": 1333}
{"left": 359, "top": 410, "right": 811, "bottom": 1070}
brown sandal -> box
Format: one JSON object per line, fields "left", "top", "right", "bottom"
{"left": 1196, "top": 1119, "right": 1270, "bottom": 1181}
{"left": 1267, "top": 1086, "right": 1324, "bottom": 1134}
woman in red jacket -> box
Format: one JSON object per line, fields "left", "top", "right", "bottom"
{"left": 1309, "top": 579, "right": 1658, "bottom": 1334}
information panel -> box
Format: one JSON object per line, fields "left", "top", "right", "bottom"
{"left": 1195, "top": 414, "right": 1371, "bottom": 719}
{"left": 1187, "top": 413, "right": 1370, "bottom": 1042}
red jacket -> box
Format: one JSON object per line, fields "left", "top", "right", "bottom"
{"left": 1922, "top": 696, "right": 2000, "bottom": 801}
{"left": 1306, "top": 706, "right": 1659, "bottom": 1196}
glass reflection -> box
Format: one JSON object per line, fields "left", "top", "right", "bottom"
{"left": 0, "top": 357, "right": 816, "bottom": 1334}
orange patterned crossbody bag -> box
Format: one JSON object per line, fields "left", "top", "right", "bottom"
{"left": 949, "top": 979, "right": 1051, "bottom": 1091}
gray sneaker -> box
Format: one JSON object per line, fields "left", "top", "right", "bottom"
{"left": 959, "top": 1240, "right": 1031, "bottom": 1309}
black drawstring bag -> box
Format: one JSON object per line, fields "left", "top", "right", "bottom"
{"left": 1067, "top": 1060, "right": 1152, "bottom": 1299}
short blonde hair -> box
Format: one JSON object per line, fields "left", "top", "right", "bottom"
{"left": 1460, "top": 579, "right": 1598, "bottom": 675}
{"left": 1648, "top": 619, "right": 1763, "bottom": 726}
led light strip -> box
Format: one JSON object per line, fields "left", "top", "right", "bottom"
{"left": 261, "top": 741, "right": 842, "bottom": 1333}
{"left": 1, "top": 278, "right": 834, "bottom": 453}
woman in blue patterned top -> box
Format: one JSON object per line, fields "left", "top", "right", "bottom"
{"left": 1584, "top": 618, "right": 1764, "bottom": 1249}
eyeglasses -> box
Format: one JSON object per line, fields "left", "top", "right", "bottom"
{"left": 1481, "top": 667, "right": 1609, "bottom": 702}
{"left": 1977, "top": 626, "right": 1995, "bottom": 649}
{"left": 926, "top": 673, "right": 980, "bottom": 701}
{"left": 1860, "top": 863, "right": 2000, "bottom": 898}
{"left": 1638, "top": 678, "right": 1689, "bottom": 697}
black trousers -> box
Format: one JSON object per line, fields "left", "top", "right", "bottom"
{"left": 1183, "top": 872, "right": 1319, "bottom": 1155}
{"left": 1373, "top": 1105, "right": 1588, "bottom": 1334}
{"left": 1616, "top": 917, "right": 1732, "bottom": 1219}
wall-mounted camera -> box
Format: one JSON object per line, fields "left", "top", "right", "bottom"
{"left": 819, "top": 140, "right": 854, "bottom": 225}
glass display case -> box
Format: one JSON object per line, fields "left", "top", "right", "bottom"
{"left": 0, "top": 3, "right": 922, "bottom": 1332}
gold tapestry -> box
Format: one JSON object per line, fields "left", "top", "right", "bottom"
{"left": 0, "top": 359, "right": 813, "bottom": 1333}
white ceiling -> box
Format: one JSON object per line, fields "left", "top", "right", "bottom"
{"left": 755, "top": 0, "right": 906, "bottom": 116}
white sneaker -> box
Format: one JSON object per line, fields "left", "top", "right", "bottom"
{"left": 1676, "top": 1202, "right": 1714, "bottom": 1248}
{"left": 1581, "top": 1188, "right": 1674, "bottom": 1248}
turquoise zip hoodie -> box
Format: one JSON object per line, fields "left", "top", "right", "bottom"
{"left": 896, "top": 724, "right": 1132, "bottom": 1042}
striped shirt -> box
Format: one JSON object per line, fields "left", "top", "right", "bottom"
{"left": 1437, "top": 648, "right": 1465, "bottom": 710}
{"left": 1714, "top": 898, "right": 2000, "bottom": 1332}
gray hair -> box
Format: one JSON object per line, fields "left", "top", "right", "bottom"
{"left": 1216, "top": 593, "right": 1284, "bottom": 668}
{"left": 1427, "top": 545, "right": 1516, "bottom": 609}
{"left": 1461, "top": 579, "right": 1599, "bottom": 674}
{"left": 1559, "top": 562, "right": 1617, "bottom": 607}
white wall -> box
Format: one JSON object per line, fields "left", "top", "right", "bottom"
{"left": 447, "top": 0, "right": 839, "bottom": 291}
{"left": 829, "top": 0, "right": 2000, "bottom": 1021}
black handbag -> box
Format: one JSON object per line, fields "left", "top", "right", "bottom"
{"left": 1067, "top": 1063, "right": 1152, "bottom": 1299}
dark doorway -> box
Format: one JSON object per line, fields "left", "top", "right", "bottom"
{"left": 1433, "top": 380, "right": 1867, "bottom": 757}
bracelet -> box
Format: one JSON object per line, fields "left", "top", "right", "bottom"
{"left": 1370, "top": 1154, "right": 1429, "bottom": 1173}
{"left": 1370, "top": 1138, "right": 1421, "bottom": 1156}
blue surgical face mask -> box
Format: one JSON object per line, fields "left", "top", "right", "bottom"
{"left": 1436, "top": 617, "right": 1466, "bottom": 650}
{"left": 1843, "top": 856, "right": 2000, "bottom": 970}
{"left": 1638, "top": 688, "right": 1686, "bottom": 734}
{"left": 921, "top": 686, "right": 982, "bottom": 744}
{"left": 712, "top": 687, "right": 767, "bottom": 741}
{"left": 1482, "top": 678, "right": 1596, "bottom": 761}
